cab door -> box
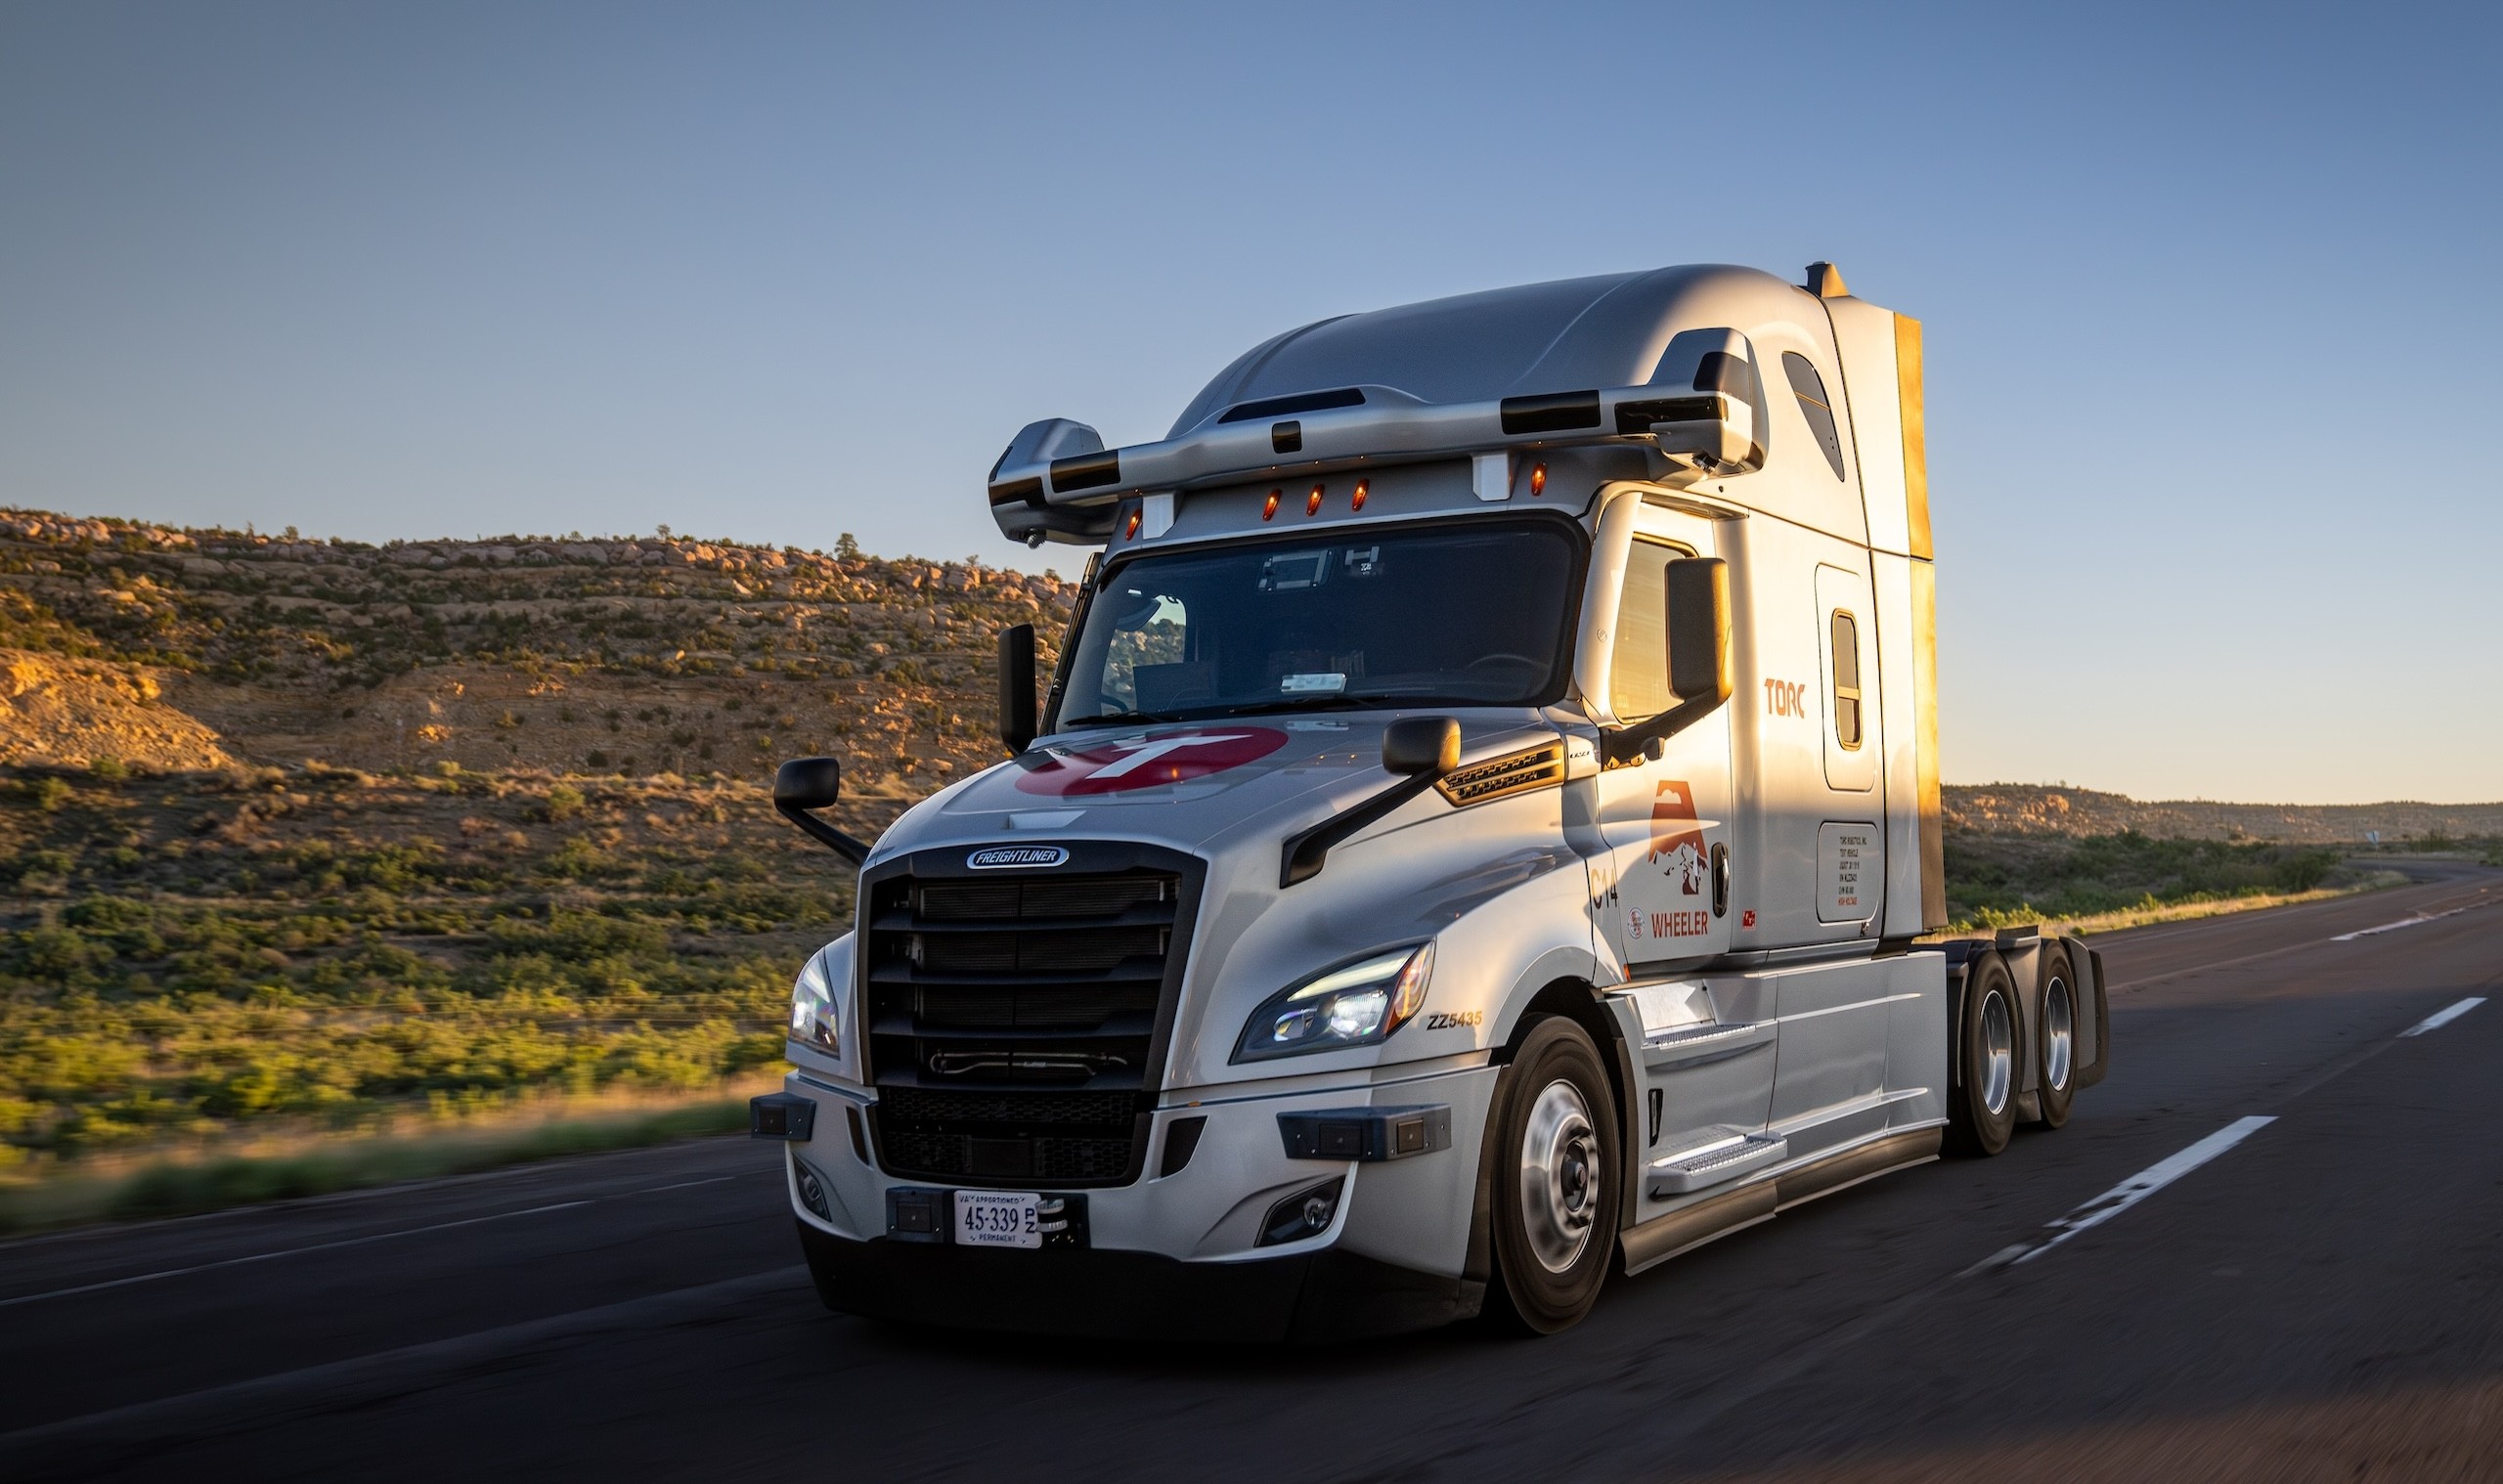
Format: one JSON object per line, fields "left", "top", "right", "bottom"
{"left": 1596, "top": 509, "right": 1734, "bottom": 971}
{"left": 1590, "top": 505, "right": 1776, "bottom": 1184}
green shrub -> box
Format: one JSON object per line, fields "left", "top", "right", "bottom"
{"left": 1944, "top": 831, "right": 2351, "bottom": 928}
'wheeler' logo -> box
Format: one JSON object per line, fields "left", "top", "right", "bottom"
{"left": 966, "top": 846, "right": 1071, "bottom": 870}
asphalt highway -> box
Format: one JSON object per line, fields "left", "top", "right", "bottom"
{"left": 4, "top": 863, "right": 2499, "bottom": 1482}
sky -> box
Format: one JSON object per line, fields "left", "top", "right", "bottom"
{"left": 1, "top": 1, "right": 2497, "bottom": 805}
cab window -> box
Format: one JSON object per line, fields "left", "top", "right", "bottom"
{"left": 1782, "top": 353, "right": 1848, "bottom": 481}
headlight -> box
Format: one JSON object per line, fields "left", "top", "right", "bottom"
{"left": 788, "top": 944, "right": 840, "bottom": 1052}
{"left": 1234, "top": 942, "right": 1433, "bottom": 1063}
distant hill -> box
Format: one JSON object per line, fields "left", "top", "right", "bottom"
{"left": 1943, "top": 784, "right": 2502, "bottom": 845}
{"left": 0, "top": 508, "right": 1074, "bottom": 793}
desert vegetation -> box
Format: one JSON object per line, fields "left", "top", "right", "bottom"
{"left": 1941, "top": 829, "right": 2357, "bottom": 931}
{"left": 0, "top": 761, "right": 898, "bottom": 1191}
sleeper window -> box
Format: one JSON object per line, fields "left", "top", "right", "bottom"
{"left": 1829, "top": 611, "right": 1863, "bottom": 749}
{"left": 1782, "top": 353, "right": 1848, "bottom": 481}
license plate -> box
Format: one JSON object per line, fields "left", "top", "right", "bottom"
{"left": 953, "top": 1190, "right": 1041, "bottom": 1249}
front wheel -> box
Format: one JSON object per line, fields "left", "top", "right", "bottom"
{"left": 1484, "top": 1016, "right": 1621, "bottom": 1334}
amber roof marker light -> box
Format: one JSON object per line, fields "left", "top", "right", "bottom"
{"left": 1124, "top": 508, "right": 1142, "bottom": 540}
{"left": 1350, "top": 478, "right": 1369, "bottom": 511}
{"left": 1530, "top": 462, "right": 1547, "bottom": 498}
{"left": 1305, "top": 483, "right": 1324, "bottom": 516}
{"left": 1262, "top": 489, "right": 1281, "bottom": 521}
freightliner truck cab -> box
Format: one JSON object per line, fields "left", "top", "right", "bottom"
{"left": 753, "top": 261, "right": 2109, "bottom": 1338}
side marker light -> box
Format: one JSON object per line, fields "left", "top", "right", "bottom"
{"left": 1124, "top": 509, "right": 1141, "bottom": 540}
{"left": 1350, "top": 479, "right": 1368, "bottom": 511}
{"left": 1530, "top": 463, "right": 1547, "bottom": 498}
{"left": 1262, "top": 490, "right": 1281, "bottom": 521}
{"left": 1306, "top": 484, "right": 1324, "bottom": 516}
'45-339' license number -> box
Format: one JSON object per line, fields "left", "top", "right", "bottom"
{"left": 953, "top": 1190, "right": 1040, "bottom": 1249}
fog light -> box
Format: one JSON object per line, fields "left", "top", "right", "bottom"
{"left": 1257, "top": 1176, "right": 1343, "bottom": 1246}
{"left": 796, "top": 1160, "right": 831, "bottom": 1221}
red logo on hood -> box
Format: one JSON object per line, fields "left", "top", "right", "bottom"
{"left": 1015, "top": 726, "right": 1292, "bottom": 796}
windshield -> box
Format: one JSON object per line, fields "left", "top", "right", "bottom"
{"left": 1056, "top": 518, "right": 1583, "bottom": 725}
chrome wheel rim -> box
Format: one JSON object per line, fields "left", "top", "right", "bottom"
{"left": 1980, "top": 990, "right": 2014, "bottom": 1116}
{"left": 1519, "top": 1078, "right": 1601, "bottom": 1274}
{"left": 2043, "top": 977, "right": 2075, "bottom": 1092}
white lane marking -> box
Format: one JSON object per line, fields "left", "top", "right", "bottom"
{"left": 1970, "top": 1115, "right": 2278, "bottom": 1273}
{"left": 2400, "top": 996, "right": 2487, "bottom": 1037}
{"left": 2332, "top": 905, "right": 2470, "bottom": 941}
{"left": 0, "top": 1168, "right": 766, "bottom": 1310}
{"left": 632, "top": 1174, "right": 738, "bottom": 1194}
{"left": 2106, "top": 889, "right": 2499, "bottom": 992}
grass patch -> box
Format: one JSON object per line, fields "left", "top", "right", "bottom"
{"left": 1942, "top": 830, "right": 2364, "bottom": 933}
{"left": 0, "top": 764, "right": 860, "bottom": 1199}
{"left": 2014, "top": 873, "right": 2407, "bottom": 937}
{"left": 0, "top": 1079, "right": 768, "bottom": 1235}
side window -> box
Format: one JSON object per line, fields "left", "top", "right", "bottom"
{"left": 1781, "top": 353, "right": 1848, "bottom": 481}
{"left": 1828, "top": 611, "right": 1863, "bottom": 749}
{"left": 1609, "top": 539, "right": 1686, "bottom": 720}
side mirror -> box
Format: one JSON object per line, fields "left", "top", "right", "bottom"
{"left": 773, "top": 757, "right": 870, "bottom": 865}
{"left": 998, "top": 623, "right": 1037, "bottom": 754}
{"left": 1666, "top": 557, "right": 1734, "bottom": 704}
{"left": 1281, "top": 715, "right": 1464, "bottom": 889}
{"left": 1381, "top": 716, "right": 1461, "bottom": 776}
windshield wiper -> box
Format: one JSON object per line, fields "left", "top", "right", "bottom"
{"left": 1061, "top": 711, "right": 1188, "bottom": 728}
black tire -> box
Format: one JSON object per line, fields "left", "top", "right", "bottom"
{"left": 1946, "top": 952, "right": 2022, "bottom": 1157}
{"left": 1483, "top": 1015, "right": 1621, "bottom": 1334}
{"left": 2031, "top": 945, "right": 2078, "bottom": 1129}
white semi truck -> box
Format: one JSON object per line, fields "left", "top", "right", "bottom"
{"left": 751, "top": 261, "right": 2108, "bottom": 1338}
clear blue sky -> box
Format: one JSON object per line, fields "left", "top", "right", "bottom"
{"left": 2, "top": 2, "right": 2495, "bottom": 804}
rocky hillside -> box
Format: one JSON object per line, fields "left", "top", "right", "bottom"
{"left": 0, "top": 509, "right": 1075, "bottom": 790}
{"left": 1943, "top": 784, "right": 2503, "bottom": 844}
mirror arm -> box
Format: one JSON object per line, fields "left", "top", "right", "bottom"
{"left": 1601, "top": 688, "right": 1729, "bottom": 767}
{"left": 1279, "top": 768, "right": 1447, "bottom": 889}
{"left": 777, "top": 800, "right": 872, "bottom": 866}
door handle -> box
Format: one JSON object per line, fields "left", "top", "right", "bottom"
{"left": 1711, "top": 843, "right": 1731, "bottom": 918}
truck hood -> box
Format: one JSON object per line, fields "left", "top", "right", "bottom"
{"left": 876, "top": 711, "right": 1564, "bottom": 860}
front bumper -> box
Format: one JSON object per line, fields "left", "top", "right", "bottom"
{"left": 796, "top": 1220, "right": 1480, "bottom": 1342}
{"left": 768, "top": 1062, "right": 1498, "bottom": 1336}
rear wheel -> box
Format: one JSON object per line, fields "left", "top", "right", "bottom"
{"left": 1947, "top": 952, "right": 2022, "bottom": 1157}
{"left": 1484, "top": 1016, "right": 1620, "bottom": 1334}
{"left": 2032, "top": 951, "right": 2077, "bottom": 1129}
